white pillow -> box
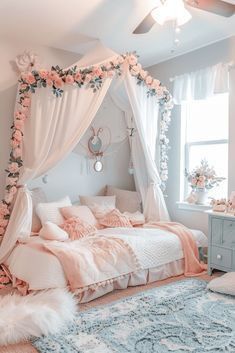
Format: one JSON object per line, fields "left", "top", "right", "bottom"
{"left": 36, "top": 196, "right": 72, "bottom": 226}
{"left": 123, "top": 211, "right": 145, "bottom": 226}
{"left": 39, "top": 221, "right": 69, "bottom": 241}
{"left": 207, "top": 272, "right": 235, "bottom": 296}
{"left": 105, "top": 185, "right": 141, "bottom": 213}
{"left": 31, "top": 188, "right": 47, "bottom": 232}
{"left": 79, "top": 195, "right": 116, "bottom": 219}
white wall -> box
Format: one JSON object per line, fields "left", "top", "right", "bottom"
{"left": 148, "top": 36, "right": 235, "bottom": 235}
{"left": 0, "top": 39, "right": 134, "bottom": 202}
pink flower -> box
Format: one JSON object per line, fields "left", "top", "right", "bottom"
{"left": 92, "top": 67, "right": 103, "bottom": 77}
{"left": 156, "top": 87, "right": 164, "bottom": 96}
{"left": 54, "top": 77, "right": 63, "bottom": 88}
{"left": 118, "top": 56, "right": 124, "bottom": 64}
{"left": 127, "top": 54, "right": 138, "bottom": 66}
{"left": 49, "top": 71, "right": 58, "bottom": 80}
{"left": 14, "top": 120, "right": 24, "bottom": 131}
{"left": 104, "top": 63, "right": 111, "bottom": 70}
{"left": 65, "top": 75, "right": 74, "bottom": 84}
{"left": 11, "top": 139, "right": 19, "bottom": 149}
{"left": 20, "top": 83, "right": 28, "bottom": 90}
{"left": 0, "top": 275, "right": 9, "bottom": 284}
{"left": 13, "top": 130, "right": 22, "bottom": 142}
{"left": 145, "top": 75, "right": 153, "bottom": 85}
{"left": 0, "top": 204, "right": 9, "bottom": 216}
{"left": 130, "top": 64, "right": 141, "bottom": 76}
{"left": 74, "top": 72, "right": 81, "bottom": 81}
{"left": 0, "top": 219, "right": 8, "bottom": 228}
{"left": 8, "top": 162, "right": 19, "bottom": 174}
{"left": 39, "top": 69, "right": 48, "bottom": 80}
{"left": 85, "top": 74, "right": 92, "bottom": 83}
{"left": 151, "top": 79, "right": 160, "bottom": 90}
{"left": 6, "top": 177, "right": 18, "bottom": 186}
{"left": 46, "top": 78, "right": 53, "bottom": 87}
{"left": 0, "top": 227, "right": 5, "bottom": 235}
{"left": 107, "top": 70, "right": 114, "bottom": 78}
{"left": 4, "top": 192, "right": 14, "bottom": 204}
{"left": 9, "top": 186, "right": 17, "bottom": 195}
{"left": 25, "top": 73, "right": 36, "bottom": 85}
{"left": 22, "top": 97, "right": 31, "bottom": 107}
{"left": 15, "top": 111, "right": 26, "bottom": 121}
{"left": 12, "top": 147, "right": 22, "bottom": 158}
{"left": 140, "top": 70, "right": 147, "bottom": 79}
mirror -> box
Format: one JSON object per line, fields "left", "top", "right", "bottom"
{"left": 94, "top": 160, "right": 103, "bottom": 172}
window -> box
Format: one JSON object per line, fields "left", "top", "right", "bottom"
{"left": 181, "top": 93, "right": 229, "bottom": 200}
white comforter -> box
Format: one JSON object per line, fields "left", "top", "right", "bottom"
{"left": 5, "top": 227, "right": 207, "bottom": 291}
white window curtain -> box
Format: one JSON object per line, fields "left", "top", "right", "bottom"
{"left": 0, "top": 81, "right": 111, "bottom": 263}
{"left": 173, "top": 62, "right": 229, "bottom": 104}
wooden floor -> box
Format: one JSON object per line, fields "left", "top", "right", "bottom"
{"left": 0, "top": 272, "right": 221, "bottom": 353}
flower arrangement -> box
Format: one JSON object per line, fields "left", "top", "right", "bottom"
{"left": 0, "top": 52, "right": 173, "bottom": 244}
{"left": 185, "top": 160, "right": 225, "bottom": 190}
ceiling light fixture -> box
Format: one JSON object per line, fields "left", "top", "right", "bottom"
{"left": 151, "top": 0, "right": 192, "bottom": 26}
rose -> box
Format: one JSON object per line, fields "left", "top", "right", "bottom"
{"left": 22, "top": 97, "right": 30, "bottom": 107}
{"left": 145, "top": 76, "right": 153, "bottom": 85}
{"left": 65, "top": 75, "right": 74, "bottom": 84}
{"left": 0, "top": 227, "right": 5, "bottom": 235}
{"left": 14, "top": 120, "right": 24, "bottom": 131}
{"left": 104, "top": 63, "right": 111, "bottom": 70}
{"left": 75, "top": 72, "right": 81, "bottom": 81}
{"left": 20, "top": 83, "right": 28, "bottom": 90}
{"left": 0, "top": 204, "right": 9, "bottom": 216}
{"left": 15, "top": 111, "right": 26, "bottom": 121}
{"left": 46, "top": 78, "right": 53, "bottom": 87}
{"left": 8, "top": 162, "right": 19, "bottom": 174}
{"left": 107, "top": 70, "right": 114, "bottom": 78}
{"left": 131, "top": 64, "right": 141, "bottom": 76}
{"left": 13, "top": 130, "right": 22, "bottom": 142}
{"left": 127, "top": 54, "right": 137, "bottom": 66}
{"left": 92, "top": 67, "right": 102, "bottom": 77}
{"left": 0, "top": 275, "right": 9, "bottom": 284}
{"left": 9, "top": 186, "right": 17, "bottom": 195}
{"left": 25, "top": 73, "right": 36, "bottom": 85}
{"left": 6, "top": 177, "right": 18, "bottom": 186}
{"left": 11, "top": 139, "right": 19, "bottom": 149}
{"left": 140, "top": 70, "right": 147, "bottom": 79}
{"left": 0, "top": 219, "right": 8, "bottom": 228}
{"left": 4, "top": 192, "right": 14, "bottom": 204}
{"left": 85, "top": 74, "right": 92, "bottom": 83}
{"left": 12, "top": 147, "right": 22, "bottom": 158}
{"left": 151, "top": 79, "right": 160, "bottom": 90}
{"left": 39, "top": 69, "right": 48, "bottom": 80}
{"left": 118, "top": 56, "right": 124, "bottom": 64}
{"left": 54, "top": 77, "right": 63, "bottom": 88}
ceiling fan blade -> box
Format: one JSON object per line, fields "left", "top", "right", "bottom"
{"left": 185, "top": 0, "right": 235, "bottom": 17}
{"left": 133, "top": 12, "right": 156, "bottom": 34}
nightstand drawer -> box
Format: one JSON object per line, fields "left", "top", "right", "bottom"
{"left": 222, "top": 220, "right": 235, "bottom": 246}
{"left": 211, "top": 246, "right": 232, "bottom": 269}
{"left": 211, "top": 218, "right": 222, "bottom": 244}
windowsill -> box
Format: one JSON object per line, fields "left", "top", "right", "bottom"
{"left": 176, "top": 201, "right": 212, "bottom": 212}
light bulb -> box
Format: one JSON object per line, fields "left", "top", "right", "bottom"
{"left": 151, "top": 0, "right": 192, "bottom": 26}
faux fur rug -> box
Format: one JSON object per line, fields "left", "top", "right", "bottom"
{"left": 0, "top": 288, "right": 78, "bottom": 346}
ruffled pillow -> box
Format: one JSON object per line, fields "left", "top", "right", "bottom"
{"left": 61, "top": 217, "right": 97, "bottom": 240}
{"left": 99, "top": 209, "right": 133, "bottom": 228}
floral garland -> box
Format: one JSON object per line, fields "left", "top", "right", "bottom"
{"left": 0, "top": 53, "right": 173, "bottom": 244}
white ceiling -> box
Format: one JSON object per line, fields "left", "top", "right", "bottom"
{"left": 0, "top": 0, "right": 235, "bottom": 67}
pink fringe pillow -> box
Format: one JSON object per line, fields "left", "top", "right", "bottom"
{"left": 61, "top": 217, "right": 97, "bottom": 240}
{"left": 99, "top": 209, "right": 133, "bottom": 228}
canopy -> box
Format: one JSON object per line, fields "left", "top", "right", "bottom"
{"left": 0, "top": 44, "right": 173, "bottom": 263}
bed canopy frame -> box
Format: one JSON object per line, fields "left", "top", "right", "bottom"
{"left": 0, "top": 44, "right": 173, "bottom": 264}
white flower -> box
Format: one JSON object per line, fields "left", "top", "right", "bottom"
{"left": 15, "top": 50, "right": 40, "bottom": 73}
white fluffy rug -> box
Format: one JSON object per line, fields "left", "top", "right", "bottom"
{"left": 0, "top": 288, "right": 78, "bottom": 346}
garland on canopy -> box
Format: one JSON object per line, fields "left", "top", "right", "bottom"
{"left": 0, "top": 52, "right": 173, "bottom": 244}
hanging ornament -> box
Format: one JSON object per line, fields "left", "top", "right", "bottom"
{"left": 127, "top": 125, "right": 136, "bottom": 175}
{"left": 87, "top": 126, "right": 111, "bottom": 172}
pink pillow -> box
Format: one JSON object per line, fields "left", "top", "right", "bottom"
{"left": 61, "top": 217, "right": 97, "bottom": 240}
{"left": 99, "top": 209, "right": 133, "bottom": 228}
{"left": 60, "top": 205, "right": 98, "bottom": 227}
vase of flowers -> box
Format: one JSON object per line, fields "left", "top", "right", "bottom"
{"left": 185, "top": 160, "right": 225, "bottom": 205}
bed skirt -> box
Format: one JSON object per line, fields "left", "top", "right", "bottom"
{"left": 75, "top": 258, "right": 185, "bottom": 303}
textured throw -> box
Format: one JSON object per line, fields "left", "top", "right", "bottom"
{"left": 144, "top": 222, "right": 207, "bottom": 276}
{"left": 32, "top": 279, "right": 235, "bottom": 353}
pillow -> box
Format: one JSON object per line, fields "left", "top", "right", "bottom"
{"left": 36, "top": 196, "right": 72, "bottom": 226}
{"left": 61, "top": 217, "right": 97, "bottom": 240}
{"left": 60, "top": 205, "right": 97, "bottom": 227}
{"left": 105, "top": 185, "right": 141, "bottom": 213}
{"left": 99, "top": 209, "right": 133, "bottom": 228}
{"left": 39, "top": 221, "right": 69, "bottom": 241}
{"left": 30, "top": 188, "right": 47, "bottom": 232}
{"left": 79, "top": 195, "right": 116, "bottom": 219}
{"left": 207, "top": 272, "right": 235, "bottom": 296}
{"left": 123, "top": 211, "right": 145, "bottom": 226}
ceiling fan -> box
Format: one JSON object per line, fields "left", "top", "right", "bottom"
{"left": 133, "top": 0, "right": 235, "bottom": 34}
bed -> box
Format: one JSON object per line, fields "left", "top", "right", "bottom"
{"left": 5, "top": 226, "right": 207, "bottom": 303}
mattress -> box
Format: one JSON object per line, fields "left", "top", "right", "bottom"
{"left": 5, "top": 227, "right": 207, "bottom": 295}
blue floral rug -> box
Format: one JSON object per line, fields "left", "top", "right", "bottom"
{"left": 32, "top": 279, "right": 235, "bottom": 353}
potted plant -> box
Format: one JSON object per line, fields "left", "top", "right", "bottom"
{"left": 185, "top": 160, "right": 225, "bottom": 204}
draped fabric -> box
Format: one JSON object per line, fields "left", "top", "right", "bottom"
{"left": 173, "top": 62, "right": 229, "bottom": 104}
{"left": 0, "top": 46, "right": 170, "bottom": 262}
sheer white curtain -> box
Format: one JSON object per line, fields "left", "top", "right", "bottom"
{"left": 124, "top": 73, "right": 169, "bottom": 221}
{"left": 173, "top": 62, "right": 229, "bottom": 104}
{"left": 0, "top": 81, "right": 111, "bottom": 263}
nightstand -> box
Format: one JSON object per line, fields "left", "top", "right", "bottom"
{"left": 207, "top": 210, "right": 235, "bottom": 275}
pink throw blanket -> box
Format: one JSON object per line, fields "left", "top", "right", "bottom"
{"left": 27, "top": 236, "right": 140, "bottom": 291}
{"left": 144, "top": 222, "right": 207, "bottom": 276}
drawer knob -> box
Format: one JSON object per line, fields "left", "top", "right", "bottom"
{"left": 217, "top": 254, "right": 222, "bottom": 260}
